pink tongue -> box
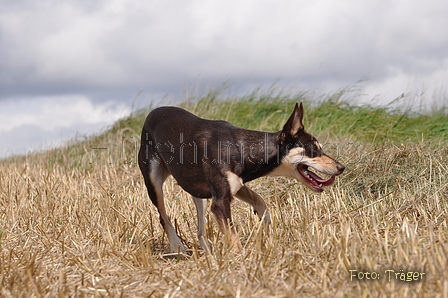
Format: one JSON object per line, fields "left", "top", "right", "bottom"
{"left": 307, "top": 170, "right": 335, "bottom": 186}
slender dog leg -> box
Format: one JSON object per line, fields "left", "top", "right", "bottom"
{"left": 139, "top": 157, "right": 186, "bottom": 253}
{"left": 192, "top": 196, "right": 211, "bottom": 253}
{"left": 150, "top": 162, "right": 186, "bottom": 253}
{"left": 210, "top": 195, "right": 242, "bottom": 251}
{"left": 235, "top": 185, "right": 272, "bottom": 225}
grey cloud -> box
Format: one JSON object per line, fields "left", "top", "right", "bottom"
{"left": 1, "top": 0, "right": 448, "bottom": 157}
{"left": 2, "top": 0, "right": 448, "bottom": 99}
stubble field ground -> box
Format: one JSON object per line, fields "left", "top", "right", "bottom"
{"left": 1, "top": 91, "right": 447, "bottom": 297}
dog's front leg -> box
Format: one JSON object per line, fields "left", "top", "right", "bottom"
{"left": 235, "top": 185, "right": 272, "bottom": 225}
{"left": 210, "top": 195, "right": 242, "bottom": 251}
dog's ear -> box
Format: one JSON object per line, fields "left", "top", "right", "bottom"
{"left": 280, "top": 102, "right": 304, "bottom": 142}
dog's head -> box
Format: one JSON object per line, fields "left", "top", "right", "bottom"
{"left": 272, "top": 102, "right": 345, "bottom": 192}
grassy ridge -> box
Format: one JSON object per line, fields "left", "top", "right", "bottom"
{"left": 29, "top": 91, "right": 445, "bottom": 174}
{"left": 112, "top": 90, "right": 448, "bottom": 144}
{"left": 1, "top": 90, "right": 447, "bottom": 297}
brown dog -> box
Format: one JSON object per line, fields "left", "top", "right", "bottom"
{"left": 138, "top": 103, "right": 344, "bottom": 253}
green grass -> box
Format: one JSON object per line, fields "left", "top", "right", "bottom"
{"left": 108, "top": 89, "right": 448, "bottom": 144}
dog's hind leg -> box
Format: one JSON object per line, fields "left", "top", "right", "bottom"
{"left": 192, "top": 196, "right": 211, "bottom": 253}
{"left": 139, "top": 158, "right": 186, "bottom": 254}
{"left": 235, "top": 185, "right": 272, "bottom": 225}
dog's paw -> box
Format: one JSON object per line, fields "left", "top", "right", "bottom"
{"left": 262, "top": 211, "right": 272, "bottom": 225}
{"left": 254, "top": 209, "right": 272, "bottom": 225}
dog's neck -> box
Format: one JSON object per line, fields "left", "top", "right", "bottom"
{"left": 236, "top": 131, "right": 286, "bottom": 183}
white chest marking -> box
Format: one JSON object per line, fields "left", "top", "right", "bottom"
{"left": 226, "top": 171, "right": 244, "bottom": 195}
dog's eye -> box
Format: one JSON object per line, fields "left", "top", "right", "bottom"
{"left": 307, "top": 143, "right": 322, "bottom": 157}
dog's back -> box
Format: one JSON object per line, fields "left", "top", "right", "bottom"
{"left": 143, "top": 106, "right": 234, "bottom": 145}
{"left": 140, "top": 106, "right": 240, "bottom": 198}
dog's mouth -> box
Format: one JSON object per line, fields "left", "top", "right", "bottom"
{"left": 297, "top": 164, "right": 335, "bottom": 192}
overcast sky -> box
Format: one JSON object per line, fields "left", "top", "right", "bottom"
{"left": 1, "top": 0, "right": 447, "bottom": 157}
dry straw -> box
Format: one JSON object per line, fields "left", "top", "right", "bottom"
{"left": 0, "top": 97, "right": 447, "bottom": 297}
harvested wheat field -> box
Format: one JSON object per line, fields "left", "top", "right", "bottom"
{"left": 1, "top": 94, "right": 447, "bottom": 297}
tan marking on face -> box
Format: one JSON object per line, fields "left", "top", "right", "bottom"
{"left": 267, "top": 147, "right": 305, "bottom": 178}
{"left": 304, "top": 154, "right": 341, "bottom": 176}
{"left": 267, "top": 147, "right": 341, "bottom": 179}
